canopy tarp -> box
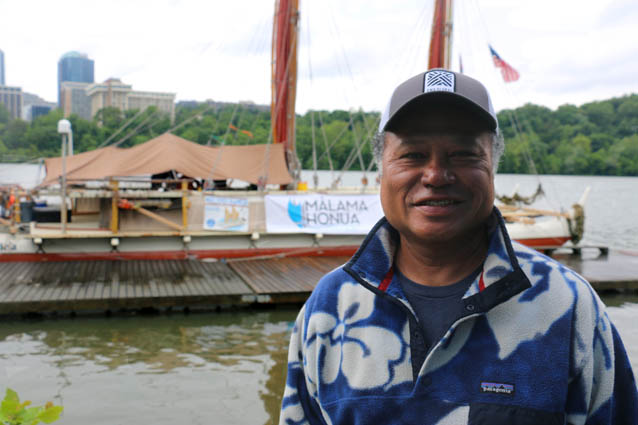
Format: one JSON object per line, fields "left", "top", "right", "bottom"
{"left": 42, "top": 133, "right": 292, "bottom": 186}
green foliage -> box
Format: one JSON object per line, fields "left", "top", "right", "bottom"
{"left": 0, "top": 104, "right": 9, "bottom": 125}
{"left": 496, "top": 94, "right": 638, "bottom": 175}
{"left": 1, "top": 93, "right": 638, "bottom": 175}
{"left": 0, "top": 388, "right": 63, "bottom": 425}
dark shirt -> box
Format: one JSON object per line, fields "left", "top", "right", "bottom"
{"left": 396, "top": 266, "right": 481, "bottom": 354}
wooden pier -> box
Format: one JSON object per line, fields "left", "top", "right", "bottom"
{"left": 0, "top": 248, "right": 636, "bottom": 316}
{"left": 0, "top": 256, "right": 348, "bottom": 315}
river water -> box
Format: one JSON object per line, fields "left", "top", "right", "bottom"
{"left": 1, "top": 166, "right": 637, "bottom": 424}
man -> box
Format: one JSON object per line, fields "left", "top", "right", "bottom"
{"left": 279, "top": 69, "right": 637, "bottom": 424}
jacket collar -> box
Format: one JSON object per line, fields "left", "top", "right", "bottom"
{"left": 343, "top": 207, "right": 531, "bottom": 313}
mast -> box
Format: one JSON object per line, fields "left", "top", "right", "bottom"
{"left": 428, "top": 0, "right": 453, "bottom": 69}
{"left": 271, "top": 0, "right": 300, "bottom": 174}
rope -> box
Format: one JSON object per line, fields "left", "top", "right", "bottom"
{"left": 97, "top": 107, "right": 148, "bottom": 148}
{"left": 311, "top": 111, "right": 318, "bottom": 188}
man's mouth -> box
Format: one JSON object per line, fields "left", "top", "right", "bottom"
{"left": 416, "top": 199, "right": 460, "bottom": 207}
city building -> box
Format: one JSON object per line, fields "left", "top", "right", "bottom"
{"left": 23, "top": 104, "right": 52, "bottom": 121}
{"left": 60, "top": 81, "right": 91, "bottom": 120}
{"left": 0, "top": 49, "right": 5, "bottom": 86}
{"left": 21, "top": 92, "right": 56, "bottom": 122}
{"left": 0, "top": 86, "right": 23, "bottom": 120}
{"left": 57, "top": 51, "right": 94, "bottom": 106}
{"left": 86, "top": 78, "right": 175, "bottom": 123}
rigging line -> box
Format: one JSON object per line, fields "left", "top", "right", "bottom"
{"left": 206, "top": 104, "right": 222, "bottom": 146}
{"left": 404, "top": 2, "right": 434, "bottom": 75}
{"left": 387, "top": 2, "right": 432, "bottom": 81}
{"left": 165, "top": 104, "right": 215, "bottom": 135}
{"left": 230, "top": 106, "right": 247, "bottom": 144}
{"left": 97, "top": 107, "right": 148, "bottom": 149}
{"left": 348, "top": 112, "right": 367, "bottom": 173}
{"left": 111, "top": 111, "right": 161, "bottom": 148}
{"left": 469, "top": 0, "right": 495, "bottom": 49}
{"left": 316, "top": 111, "right": 335, "bottom": 174}
{"left": 311, "top": 111, "right": 318, "bottom": 188}
{"left": 0, "top": 155, "right": 45, "bottom": 165}
{"left": 304, "top": 6, "right": 313, "bottom": 82}
{"left": 365, "top": 116, "right": 382, "bottom": 173}
{"left": 467, "top": 1, "right": 542, "bottom": 178}
{"left": 468, "top": 0, "right": 559, "bottom": 207}
{"left": 205, "top": 103, "right": 242, "bottom": 185}
{"left": 334, "top": 115, "right": 366, "bottom": 185}
{"left": 222, "top": 103, "right": 241, "bottom": 144}
{"left": 502, "top": 109, "right": 538, "bottom": 175}
{"left": 316, "top": 120, "right": 349, "bottom": 162}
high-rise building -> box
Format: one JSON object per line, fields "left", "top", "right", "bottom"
{"left": 0, "top": 86, "right": 23, "bottom": 120}
{"left": 22, "top": 92, "right": 56, "bottom": 122}
{"left": 86, "top": 78, "right": 176, "bottom": 123}
{"left": 57, "top": 51, "right": 94, "bottom": 106}
{"left": 0, "top": 49, "right": 5, "bottom": 86}
{"left": 23, "top": 104, "right": 52, "bottom": 122}
{"left": 60, "top": 81, "right": 92, "bottom": 120}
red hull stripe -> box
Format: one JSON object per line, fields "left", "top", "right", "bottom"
{"left": 0, "top": 237, "right": 572, "bottom": 263}
{"left": 378, "top": 267, "right": 394, "bottom": 292}
{"left": 517, "top": 237, "right": 571, "bottom": 247}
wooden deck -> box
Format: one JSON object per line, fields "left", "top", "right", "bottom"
{"left": 0, "top": 257, "right": 348, "bottom": 315}
{"left": 552, "top": 248, "right": 638, "bottom": 291}
{"left": 0, "top": 249, "right": 636, "bottom": 316}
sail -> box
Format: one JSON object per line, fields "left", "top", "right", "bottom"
{"left": 271, "top": 0, "right": 300, "bottom": 169}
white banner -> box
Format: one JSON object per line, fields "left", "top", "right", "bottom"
{"left": 265, "top": 194, "right": 383, "bottom": 234}
{"left": 203, "top": 196, "right": 249, "bottom": 232}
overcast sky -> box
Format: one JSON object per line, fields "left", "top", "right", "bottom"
{"left": 1, "top": 0, "right": 637, "bottom": 114}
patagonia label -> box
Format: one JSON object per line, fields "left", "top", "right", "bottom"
{"left": 480, "top": 381, "right": 515, "bottom": 396}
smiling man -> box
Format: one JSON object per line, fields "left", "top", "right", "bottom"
{"left": 279, "top": 69, "right": 637, "bottom": 425}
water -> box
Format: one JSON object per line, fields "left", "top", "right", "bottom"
{"left": 0, "top": 301, "right": 637, "bottom": 424}
{"left": 1, "top": 165, "right": 638, "bottom": 423}
{"left": 0, "top": 310, "right": 296, "bottom": 425}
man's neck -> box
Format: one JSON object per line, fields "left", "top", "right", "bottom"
{"left": 395, "top": 227, "right": 488, "bottom": 287}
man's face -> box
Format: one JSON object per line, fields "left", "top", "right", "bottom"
{"left": 380, "top": 106, "right": 495, "bottom": 245}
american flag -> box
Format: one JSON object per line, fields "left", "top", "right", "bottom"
{"left": 489, "top": 45, "right": 520, "bottom": 83}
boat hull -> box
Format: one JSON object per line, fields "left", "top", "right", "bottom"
{"left": 0, "top": 216, "right": 573, "bottom": 262}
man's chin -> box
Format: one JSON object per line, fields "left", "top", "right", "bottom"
{"left": 404, "top": 221, "right": 485, "bottom": 245}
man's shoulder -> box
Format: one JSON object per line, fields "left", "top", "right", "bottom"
{"left": 511, "top": 240, "right": 604, "bottom": 310}
{"left": 512, "top": 240, "right": 585, "bottom": 282}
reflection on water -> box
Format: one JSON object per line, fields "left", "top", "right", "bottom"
{"left": 0, "top": 309, "right": 298, "bottom": 425}
{"left": 1, "top": 299, "right": 637, "bottom": 424}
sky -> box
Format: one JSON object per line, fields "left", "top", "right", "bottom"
{"left": 1, "top": 0, "right": 637, "bottom": 114}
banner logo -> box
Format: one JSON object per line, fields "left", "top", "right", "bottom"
{"left": 287, "top": 199, "right": 368, "bottom": 228}
{"left": 266, "top": 194, "right": 383, "bottom": 235}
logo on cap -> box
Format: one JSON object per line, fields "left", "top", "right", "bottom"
{"left": 424, "top": 70, "right": 455, "bottom": 93}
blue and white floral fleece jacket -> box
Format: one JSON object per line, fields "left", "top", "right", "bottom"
{"left": 280, "top": 208, "right": 638, "bottom": 425}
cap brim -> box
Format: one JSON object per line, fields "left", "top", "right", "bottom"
{"left": 382, "top": 91, "right": 498, "bottom": 133}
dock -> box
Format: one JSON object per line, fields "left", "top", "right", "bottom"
{"left": 0, "top": 256, "right": 348, "bottom": 316}
{"left": 0, "top": 249, "right": 636, "bottom": 316}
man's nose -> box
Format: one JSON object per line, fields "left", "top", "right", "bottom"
{"left": 420, "top": 157, "right": 455, "bottom": 187}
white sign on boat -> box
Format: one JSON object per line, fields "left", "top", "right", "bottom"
{"left": 265, "top": 194, "right": 383, "bottom": 234}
